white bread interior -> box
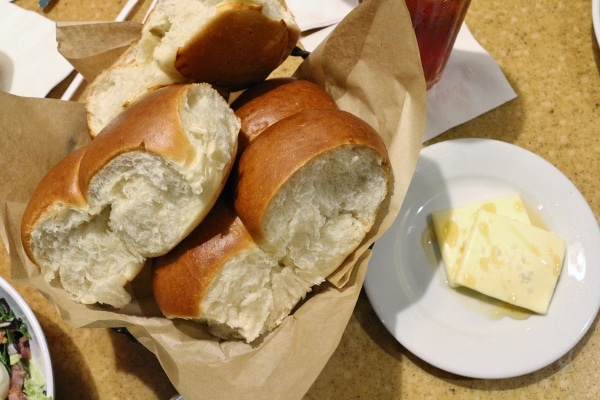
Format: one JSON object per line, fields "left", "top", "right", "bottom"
{"left": 203, "top": 147, "right": 389, "bottom": 342}
{"left": 34, "top": 210, "right": 146, "bottom": 307}
{"left": 201, "top": 242, "right": 316, "bottom": 342}
{"left": 153, "top": 109, "right": 391, "bottom": 342}
{"left": 85, "top": 86, "right": 240, "bottom": 257}
{"left": 86, "top": 0, "right": 300, "bottom": 138}
{"left": 26, "top": 149, "right": 146, "bottom": 308}
{"left": 22, "top": 84, "right": 240, "bottom": 308}
{"left": 85, "top": 40, "right": 183, "bottom": 141}
{"left": 261, "top": 147, "right": 388, "bottom": 272}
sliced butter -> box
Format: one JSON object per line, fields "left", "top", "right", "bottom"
{"left": 454, "top": 210, "right": 565, "bottom": 314}
{"left": 431, "top": 195, "right": 531, "bottom": 287}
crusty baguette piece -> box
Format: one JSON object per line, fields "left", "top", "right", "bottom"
{"left": 231, "top": 77, "right": 339, "bottom": 151}
{"left": 21, "top": 83, "right": 240, "bottom": 308}
{"left": 153, "top": 109, "right": 391, "bottom": 342}
{"left": 85, "top": 0, "right": 300, "bottom": 139}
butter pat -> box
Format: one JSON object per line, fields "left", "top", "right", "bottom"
{"left": 454, "top": 210, "right": 565, "bottom": 314}
{"left": 431, "top": 195, "right": 531, "bottom": 287}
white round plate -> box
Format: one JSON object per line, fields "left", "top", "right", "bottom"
{"left": 594, "top": 0, "right": 600, "bottom": 45}
{"left": 0, "top": 276, "right": 54, "bottom": 397}
{"left": 365, "top": 138, "right": 600, "bottom": 379}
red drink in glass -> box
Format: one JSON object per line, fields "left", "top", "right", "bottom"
{"left": 404, "top": 0, "right": 471, "bottom": 89}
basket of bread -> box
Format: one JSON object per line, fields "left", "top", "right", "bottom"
{"left": 0, "top": 0, "right": 426, "bottom": 398}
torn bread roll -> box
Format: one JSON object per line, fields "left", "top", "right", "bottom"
{"left": 231, "top": 77, "right": 339, "bottom": 151}
{"left": 152, "top": 109, "right": 391, "bottom": 342}
{"left": 235, "top": 109, "right": 391, "bottom": 270}
{"left": 152, "top": 200, "right": 284, "bottom": 342}
{"left": 85, "top": 0, "right": 300, "bottom": 139}
{"left": 21, "top": 83, "right": 240, "bottom": 308}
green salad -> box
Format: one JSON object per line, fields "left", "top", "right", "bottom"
{"left": 0, "top": 298, "right": 51, "bottom": 400}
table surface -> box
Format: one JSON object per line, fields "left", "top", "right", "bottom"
{"left": 4, "top": 0, "right": 600, "bottom": 399}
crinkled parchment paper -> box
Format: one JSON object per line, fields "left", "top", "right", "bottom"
{"left": 0, "top": 0, "right": 425, "bottom": 398}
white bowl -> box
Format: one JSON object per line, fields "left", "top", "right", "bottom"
{"left": 0, "top": 276, "right": 54, "bottom": 399}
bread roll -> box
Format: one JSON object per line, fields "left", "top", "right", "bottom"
{"left": 22, "top": 146, "right": 145, "bottom": 308}
{"left": 235, "top": 109, "right": 391, "bottom": 271}
{"left": 173, "top": 2, "right": 299, "bottom": 89}
{"left": 231, "top": 77, "right": 338, "bottom": 151}
{"left": 21, "top": 83, "right": 240, "bottom": 308}
{"left": 153, "top": 200, "right": 288, "bottom": 342}
{"left": 85, "top": 0, "right": 300, "bottom": 139}
{"left": 152, "top": 109, "right": 391, "bottom": 342}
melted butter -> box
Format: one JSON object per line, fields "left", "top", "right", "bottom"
{"left": 478, "top": 221, "right": 490, "bottom": 242}
{"left": 479, "top": 256, "right": 489, "bottom": 272}
{"left": 490, "top": 245, "right": 503, "bottom": 269}
{"left": 480, "top": 202, "right": 497, "bottom": 213}
{"left": 421, "top": 226, "right": 439, "bottom": 268}
{"left": 513, "top": 227, "right": 542, "bottom": 257}
{"left": 477, "top": 244, "right": 504, "bottom": 273}
{"left": 551, "top": 251, "right": 563, "bottom": 276}
{"left": 455, "top": 286, "right": 533, "bottom": 320}
{"left": 514, "top": 199, "right": 526, "bottom": 213}
{"left": 424, "top": 198, "right": 553, "bottom": 321}
{"left": 509, "top": 225, "right": 561, "bottom": 275}
{"left": 520, "top": 207, "right": 563, "bottom": 278}
{"left": 439, "top": 219, "right": 459, "bottom": 247}
{"left": 461, "top": 272, "right": 476, "bottom": 287}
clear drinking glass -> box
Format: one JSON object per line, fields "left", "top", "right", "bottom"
{"left": 404, "top": 0, "right": 472, "bottom": 89}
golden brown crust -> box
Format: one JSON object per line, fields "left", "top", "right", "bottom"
{"left": 234, "top": 109, "right": 390, "bottom": 242}
{"left": 152, "top": 200, "right": 254, "bottom": 318}
{"left": 174, "top": 2, "right": 300, "bottom": 91}
{"left": 231, "top": 78, "right": 339, "bottom": 151}
{"left": 78, "top": 85, "right": 196, "bottom": 194}
{"left": 20, "top": 146, "right": 89, "bottom": 265}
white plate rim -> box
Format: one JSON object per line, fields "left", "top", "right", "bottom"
{"left": 365, "top": 138, "right": 600, "bottom": 379}
{"left": 0, "top": 276, "right": 54, "bottom": 397}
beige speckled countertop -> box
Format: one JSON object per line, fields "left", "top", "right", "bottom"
{"left": 3, "top": 0, "right": 600, "bottom": 398}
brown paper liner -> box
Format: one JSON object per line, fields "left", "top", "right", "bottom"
{"left": 56, "top": 21, "right": 143, "bottom": 83}
{"left": 0, "top": 0, "right": 425, "bottom": 398}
